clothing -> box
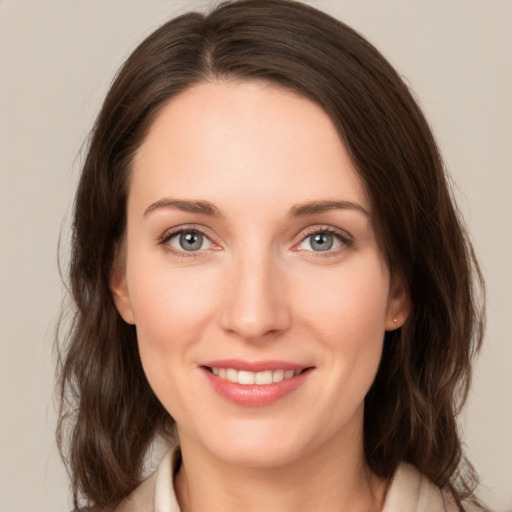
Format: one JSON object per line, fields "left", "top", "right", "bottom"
{"left": 116, "top": 446, "right": 461, "bottom": 512}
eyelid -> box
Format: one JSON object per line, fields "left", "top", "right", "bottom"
{"left": 157, "top": 223, "right": 353, "bottom": 258}
{"left": 158, "top": 224, "right": 221, "bottom": 256}
{"left": 292, "top": 225, "right": 354, "bottom": 254}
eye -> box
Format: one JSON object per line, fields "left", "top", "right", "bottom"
{"left": 166, "top": 229, "right": 214, "bottom": 252}
{"left": 296, "top": 229, "right": 348, "bottom": 253}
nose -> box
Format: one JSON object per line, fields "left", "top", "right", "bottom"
{"left": 220, "top": 248, "right": 291, "bottom": 342}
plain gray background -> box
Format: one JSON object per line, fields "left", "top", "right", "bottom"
{"left": 1, "top": 1, "right": 511, "bottom": 510}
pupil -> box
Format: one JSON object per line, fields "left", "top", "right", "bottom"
{"left": 180, "top": 232, "right": 202, "bottom": 251}
{"left": 311, "top": 233, "right": 333, "bottom": 251}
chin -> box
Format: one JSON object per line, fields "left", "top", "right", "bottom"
{"left": 215, "top": 441, "right": 305, "bottom": 469}
{"left": 187, "top": 419, "right": 314, "bottom": 469}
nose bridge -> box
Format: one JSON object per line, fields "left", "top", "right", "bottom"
{"left": 220, "top": 241, "right": 289, "bottom": 340}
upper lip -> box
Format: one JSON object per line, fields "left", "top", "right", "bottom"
{"left": 201, "top": 359, "right": 312, "bottom": 372}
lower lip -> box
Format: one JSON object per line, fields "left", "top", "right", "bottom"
{"left": 202, "top": 368, "right": 312, "bottom": 407}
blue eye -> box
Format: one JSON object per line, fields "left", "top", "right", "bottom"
{"left": 298, "top": 231, "right": 345, "bottom": 252}
{"left": 167, "top": 230, "right": 213, "bottom": 252}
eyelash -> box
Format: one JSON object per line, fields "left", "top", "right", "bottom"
{"left": 293, "top": 225, "right": 353, "bottom": 258}
{"left": 158, "top": 225, "right": 353, "bottom": 259}
{"left": 158, "top": 225, "right": 218, "bottom": 259}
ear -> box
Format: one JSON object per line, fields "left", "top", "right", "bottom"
{"left": 385, "top": 273, "right": 410, "bottom": 331}
{"left": 109, "top": 246, "right": 135, "bottom": 325}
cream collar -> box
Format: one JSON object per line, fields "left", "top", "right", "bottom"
{"left": 117, "top": 446, "right": 458, "bottom": 512}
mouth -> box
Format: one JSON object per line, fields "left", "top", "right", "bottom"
{"left": 203, "top": 366, "right": 309, "bottom": 385}
{"left": 200, "top": 360, "right": 314, "bottom": 407}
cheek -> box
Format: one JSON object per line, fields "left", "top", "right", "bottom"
{"left": 126, "top": 263, "right": 223, "bottom": 418}
{"left": 297, "top": 260, "right": 389, "bottom": 392}
{"left": 127, "top": 262, "right": 220, "bottom": 363}
{"left": 298, "top": 260, "right": 390, "bottom": 339}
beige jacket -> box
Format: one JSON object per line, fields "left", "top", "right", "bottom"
{"left": 116, "top": 447, "right": 461, "bottom": 512}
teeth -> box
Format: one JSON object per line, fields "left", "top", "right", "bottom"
{"left": 226, "top": 368, "right": 238, "bottom": 382}
{"left": 255, "top": 370, "right": 272, "bottom": 385}
{"left": 210, "top": 367, "right": 302, "bottom": 385}
{"left": 238, "top": 370, "right": 255, "bottom": 385}
{"left": 272, "top": 369, "right": 284, "bottom": 382}
{"left": 284, "top": 369, "right": 295, "bottom": 379}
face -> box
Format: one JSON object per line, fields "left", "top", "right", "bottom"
{"left": 111, "top": 81, "right": 408, "bottom": 468}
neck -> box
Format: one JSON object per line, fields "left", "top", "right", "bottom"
{"left": 174, "top": 412, "right": 387, "bottom": 512}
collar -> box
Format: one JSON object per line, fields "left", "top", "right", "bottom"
{"left": 118, "top": 446, "right": 455, "bottom": 512}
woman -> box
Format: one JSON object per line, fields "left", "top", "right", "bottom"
{"left": 56, "top": 1, "right": 485, "bottom": 511}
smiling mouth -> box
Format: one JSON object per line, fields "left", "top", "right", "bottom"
{"left": 203, "top": 367, "right": 311, "bottom": 385}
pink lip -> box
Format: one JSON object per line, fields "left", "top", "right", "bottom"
{"left": 201, "top": 359, "right": 307, "bottom": 372}
{"left": 200, "top": 360, "right": 314, "bottom": 407}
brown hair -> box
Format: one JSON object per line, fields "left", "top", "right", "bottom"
{"left": 56, "top": 1, "right": 485, "bottom": 510}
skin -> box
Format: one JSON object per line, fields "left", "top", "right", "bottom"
{"left": 111, "top": 80, "right": 409, "bottom": 512}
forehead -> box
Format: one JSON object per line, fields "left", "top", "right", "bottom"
{"left": 130, "top": 80, "right": 369, "bottom": 215}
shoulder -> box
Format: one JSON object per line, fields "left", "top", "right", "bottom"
{"left": 115, "top": 447, "right": 180, "bottom": 512}
{"left": 115, "top": 472, "right": 158, "bottom": 512}
{"left": 383, "top": 462, "right": 477, "bottom": 512}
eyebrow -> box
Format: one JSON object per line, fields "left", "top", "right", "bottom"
{"left": 288, "top": 200, "right": 370, "bottom": 218}
{"left": 144, "top": 199, "right": 223, "bottom": 217}
{"left": 144, "top": 198, "right": 369, "bottom": 218}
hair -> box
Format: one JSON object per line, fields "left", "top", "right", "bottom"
{"left": 56, "top": 1, "right": 485, "bottom": 510}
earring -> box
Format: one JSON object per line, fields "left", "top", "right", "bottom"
{"left": 393, "top": 317, "right": 397, "bottom": 324}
